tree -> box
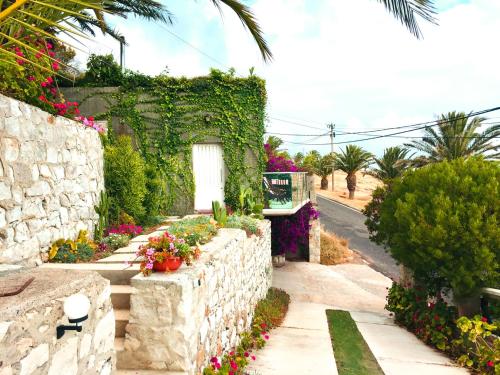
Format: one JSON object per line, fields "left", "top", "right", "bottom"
{"left": 293, "top": 152, "right": 304, "bottom": 166}
{"left": 265, "top": 136, "right": 284, "bottom": 153}
{"left": 334, "top": 145, "right": 373, "bottom": 199}
{"left": 366, "top": 146, "right": 414, "bottom": 183}
{"left": 369, "top": 157, "right": 499, "bottom": 298}
{"left": 301, "top": 150, "right": 321, "bottom": 175}
{"left": 317, "top": 153, "right": 335, "bottom": 190}
{"left": 407, "top": 112, "right": 500, "bottom": 163}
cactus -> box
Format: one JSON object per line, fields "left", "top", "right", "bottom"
{"left": 94, "top": 191, "right": 110, "bottom": 241}
{"left": 212, "top": 200, "right": 227, "bottom": 227}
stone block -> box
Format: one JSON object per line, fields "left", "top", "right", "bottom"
{"left": 1, "top": 138, "right": 19, "bottom": 162}
{"left": 19, "top": 343, "right": 49, "bottom": 375}
{"left": 0, "top": 182, "right": 12, "bottom": 200}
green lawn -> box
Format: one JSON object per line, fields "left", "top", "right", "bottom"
{"left": 326, "top": 310, "right": 385, "bottom": 375}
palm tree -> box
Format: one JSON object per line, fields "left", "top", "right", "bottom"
{"left": 407, "top": 112, "right": 500, "bottom": 162}
{"left": 0, "top": 0, "right": 272, "bottom": 73}
{"left": 293, "top": 152, "right": 304, "bottom": 166}
{"left": 367, "top": 146, "right": 414, "bottom": 182}
{"left": 317, "top": 153, "right": 335, "bottom": 190}
{"left": 266, "top": 136, "right": 284, "bottom": 153}
{"left": 335, "top": 145, "right": 373, "bottom": 199}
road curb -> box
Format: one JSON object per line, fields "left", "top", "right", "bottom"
{"left": 316, "top": 194, "right": 363, "bottom": 213}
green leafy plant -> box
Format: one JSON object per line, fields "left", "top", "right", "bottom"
{"left": 237, "top": 186, "right": 264, "bottom": 219}
{"left": 104, "top": 136, "right": 147, "bottom": 224}
{"left": 94, "top": 190, "right": 110, "bottom": 241}
{"left": 371, "top": 157, "right": 499, "bottom": 298}
{"left": 48, "top": 230, "right": 96, "bottom": 263}
{"left": 454, "top": 316, "right": 499, "bottom": 372}
{"left": 212, "top": 201, "right": 228, "bottom": 227}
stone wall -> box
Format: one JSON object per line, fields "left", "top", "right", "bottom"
{"left": 0, "top": 94, "right": 104, "bottom": 265}
{"left": 119, "top": 221, "right": 272, "bottom": 374}
{"left": 0, "top": 268, "right": 115, "bottom": 375}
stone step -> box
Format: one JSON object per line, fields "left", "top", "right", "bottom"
{"left": 115, "top": 309, "right": 130, "bottom": 338}
{"left": 97, "top": 253, "right": 141, "bottom": 264}
{"left": 129, "top": 231, "right": 165, "bottom": 243}
{"left": 114, "top": 244, "right": 142, "bottom": 254}
{"left": 41, "top": 263, "right": 140, "bottom": 285}
{"left": 111, "top": 285, "right": 134, "bottom": 310}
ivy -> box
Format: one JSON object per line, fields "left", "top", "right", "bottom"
{"left": 73, "top": 69, "right": 266, "bottom": 214}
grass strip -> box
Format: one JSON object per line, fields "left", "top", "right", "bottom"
{"left": 326, "top": 310, "right": 385, "bottom": 375}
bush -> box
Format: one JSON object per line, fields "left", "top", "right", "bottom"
{"left": 143, "top": 163, "right": 165, "bottom": 224}
{"left": 79, "top": 54, "right": 123, "bottom": 87}
{"left": 386, "top": 283, "right": 500, "bottom": 373}
{"left": 104, "top": 136, "right": 147, "bottom": 224}
{"left": 372, "top": 158, "right": 499, "bottom": 298}
{"left": 48, "top": 230, "right": 95, "bottom": 263}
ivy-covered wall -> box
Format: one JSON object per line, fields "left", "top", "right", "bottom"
{"left": 62, "top": 70, "right": 267, "bottom": 215}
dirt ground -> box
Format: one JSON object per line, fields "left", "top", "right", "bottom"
{"left": 314, "top": 172, "right": 382, "bottom": 210}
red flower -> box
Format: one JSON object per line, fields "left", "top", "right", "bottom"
{"left": 35, "top": 52, "right": 42, "bottom": 59}
{"left": 230, "top": 360, "right": 238, "bottom": 370}
{"left": 487, "top": 361, "right": 494, "bottom": 367}
{"left": 46, "top": 42, "right": 53, "bottom": 49}
{"left": 46, "top": 76, "right": 54, "bottom": 84}
{"left": 251, "top": 355, "right": 256, "bottom": 361}
{"left": 264, "top": 334, "right": 270, "bottom": 340}
{"left": 41, "top": 82, "right": 48, "bottom": 87}
{"left": 210, "top": 357, "right": 218, "bottom": 364}
{"left": 27, "top": 76, "right": 35, "bottom": 81}
{"left": 229, "top": 351, "right": 234, "bottom": 356}
{"left": 38, "top": 95, "right": 47, "bottom": 102}
{"left": 481, "top": 316, "right": 488, "bottom": 322}
{"left": 244, "top": 352, "right": 249, "bottom": 357}
{"left": 434, "top": 315, "right": 440, "bottom": 321}
{"left": 260, "top": 323, "right": 267, "bottom": 329}
{"left": 52, "top": 61, "right": 59, "bottom": 71}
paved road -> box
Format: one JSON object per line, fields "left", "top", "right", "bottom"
{"left": 317, "top": 195, "right": 400, "bottom": 281}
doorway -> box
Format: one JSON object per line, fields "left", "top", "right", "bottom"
{"left": 192, "top": 144, "right": 225, "bottom": 212}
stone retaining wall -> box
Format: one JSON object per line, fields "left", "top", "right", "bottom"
{"left": 119, "top": 221, "right": 272, "bottom": 374}
{"left": 0, "top": 268, "right": 115, "bottom": 375}
{"left": 0, "top": 94, "right": 104, "bottom": 265}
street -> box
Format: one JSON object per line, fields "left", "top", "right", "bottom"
{"left": 317, "top": 195, "right": 400, "bottom": 281}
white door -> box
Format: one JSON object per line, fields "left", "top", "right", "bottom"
{"left": 192, "top": 144, "right": 225, "bottom": 212}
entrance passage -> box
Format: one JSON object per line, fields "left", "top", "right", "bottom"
{"left": 192, "top": 144, "right": 225, "bottom": 212}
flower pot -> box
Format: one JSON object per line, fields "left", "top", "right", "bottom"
{"left": 153, "top": 257, "right": 183, "bottom": 272}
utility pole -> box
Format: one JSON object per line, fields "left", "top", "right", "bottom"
{"left": 327, "top": 123, "right": 335, "bottom": 192}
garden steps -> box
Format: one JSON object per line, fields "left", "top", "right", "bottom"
{"left": 113, "top": 370, "right": 187, "bottom": 375}
{"left": 115, "top": 308, "right": 130, "bottom": 337}
{"left": 114, "top": 244, "right": 142, "bottom": 254}
{"left": 40, "top": 262, "right": 140, "bottom": 285}
{"left": 111, "top": 285, "right": 134, "bottom": 310}
{"left": 129, "top": 231, "right": 165, "bottom": 243}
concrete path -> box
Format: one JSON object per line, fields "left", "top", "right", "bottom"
{"left": 248, "top": 262, "right": 468, "bottom": 375}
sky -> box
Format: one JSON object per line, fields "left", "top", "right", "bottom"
{"left": 73, "top": 0, "right": 500, "bottom": 157}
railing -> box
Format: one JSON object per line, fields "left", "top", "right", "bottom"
{"left": 481, "top": 288, "right": 500, "bottom": 322}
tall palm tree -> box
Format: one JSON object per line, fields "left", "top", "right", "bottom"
{"left": 367, "top": 146, "right": 414, "bottom": 182}
{"left": 335, "top": 145, "right": 373, "bottom": 199}
{"left": 266, "top": 136, "right": 284, "bottom": 153}
{"left": 407, "top": 112, "right": 500, "bottom": 162}
{"left": 293, "top": 152, "right": 304, "bottom": 166}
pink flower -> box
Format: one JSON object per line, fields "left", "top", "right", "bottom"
{"left": 52, "top": 61, "right": 59, "bottom": 71}
{"left": 35, "top": 52, "right": 42, "bottom": 59}
{"left": 41, "top": 82, "right": 48, "bottom": 87}
{"left": 264, "top": 335, "right": 269, "bottom": 340}
{"left": 27, "top": 76, "right": 35, "bottom": 81}
{"left": 251, "top": 355, "right": 256, "bottom": 361}
{"left": 244, "top": 352, "right": 249, "bottom": 357}
{"left": 215, "top": 363, "right": 221, "bottom": 369}
{"left": 210, "top": 357, "right": 218, "bottom": 364}
{"left": 46, "top": 42, "right": 53, "bottom": 49}
{"left": 145, "top": 262, "right": 154, "bottom": 270}
{"left": 487, "top": 361, "right": 494, "bottom": 367}
{"left": 481, "top": 316, "right": 488, "bottom": 322}
{"left": 230, "top": 360, "right": 238, "bottom": 370}
{"left": 146, "top": 248, "right": 154, "bottom": 256}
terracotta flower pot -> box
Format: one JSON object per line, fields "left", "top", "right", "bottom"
{"left": 153, "top": 256, "right": 183, "bottom": 272}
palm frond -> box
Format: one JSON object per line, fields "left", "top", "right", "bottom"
{"left": 376, "top": 0, "right": 437, "bottom": 39}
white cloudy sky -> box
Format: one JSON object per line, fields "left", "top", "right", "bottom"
{"left": 73, "top": 0, "right": 500, "bottom": 156}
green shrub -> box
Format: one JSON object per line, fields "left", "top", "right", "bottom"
{"left": 372, "top": 158, "right": 499, "bottom": 297}
{"left": 48, "top": 231, "right": 96, "bottom": 263}
{"left": 168, "top": 216, "right": 218, "bottom": 246}
{"left": 79, "top": 54, "right": 123, "bottom": 87}
{"left": 143, "top": 163, "right": 165, "bottom": 224}
{"left": 104, "top": 136, "right": 147, "bottom": 224}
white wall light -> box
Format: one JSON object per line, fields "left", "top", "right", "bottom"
{"left": 56, "top": 294, "right": 90, "bottom": 339}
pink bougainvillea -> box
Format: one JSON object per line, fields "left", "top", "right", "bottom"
{"left": 264, "top": 144, "right": 299, "bottom": 172}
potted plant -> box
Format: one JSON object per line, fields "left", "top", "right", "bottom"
{"left": 136, "top": 232, "right": 200, "bottom": 276}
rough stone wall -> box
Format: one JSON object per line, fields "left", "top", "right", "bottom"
{"left": 0, "top": 268, "right": 115, "bottom": 375}
{"left": 0, "top": 94, "right": 104, "bottom": 265}
{"left": 120, "top": 221, "right": 272, "bottom": 374}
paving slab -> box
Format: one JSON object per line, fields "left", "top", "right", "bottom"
{"left": 97, "top": 253, "right": 140, "bottom": 263}
{"left": 129, "top": 231, "right": 165, "bottom": 243}
{"left": 114, "top": 243, "right": 142, "bottom": 253}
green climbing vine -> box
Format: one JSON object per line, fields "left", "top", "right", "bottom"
{"left": 72, "top": 69, "right": 266, "bottom": 214}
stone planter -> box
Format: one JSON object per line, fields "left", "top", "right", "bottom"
{"left": 272, "top": 255, "right": 286, "bottom": 267}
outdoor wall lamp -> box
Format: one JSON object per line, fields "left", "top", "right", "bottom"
{"left": 56, "top": 294, "right": 90, "bottom": 339}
